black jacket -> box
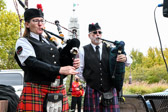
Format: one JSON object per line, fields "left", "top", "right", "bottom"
{"left": 0, "top": 85, "right": 19, "bottom": 112}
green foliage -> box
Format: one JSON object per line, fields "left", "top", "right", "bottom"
{"left": 126, "top": 47, "right": 168, "bottom": 83}
{"left": 0, "top": 0, "right": 6, "bottom": 11}
{"left": 128, "top": 86, "right": 151, "bottom": 95}
{"left": 66, "top": 75, "right": 72, "bottom": 94}
{"left": 146, "top": 65, "right": 168, "bottom": 83}
{"left": 123, "top": 81, "right": 168, "bottom": 95}
{"left": 130, "top": 48, "right": 144, "bottom": 69}
{"left": 0, "top": 1, "right": 21, "bottom": 69}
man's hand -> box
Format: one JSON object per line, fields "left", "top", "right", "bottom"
{"left": 116, "top": 54, "right": 127, "bottom": 62}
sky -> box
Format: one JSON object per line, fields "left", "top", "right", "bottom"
{"left": 5, "top": 0, "right": 168, "bottom": 55}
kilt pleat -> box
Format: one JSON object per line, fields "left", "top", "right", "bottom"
{"left": 17, "top": 82, "right": 69, "bottom": 112}
{"left": 84, "top": 86, "right": 120, "bottom": 112}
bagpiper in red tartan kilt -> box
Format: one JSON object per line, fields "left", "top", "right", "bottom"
{"left": 17, "top": 82, "right": 69, "bottom": 112}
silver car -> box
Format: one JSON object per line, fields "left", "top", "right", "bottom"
{"left": 0, "top": 69, "right": 24, "bottom": 97}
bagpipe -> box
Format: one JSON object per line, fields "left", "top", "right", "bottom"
{"left": 42, "top": 22, "right": 80, "bottom": 93}
{"left": 42, "top": 26, "right": 80, "bottom": 93}
{"left": 42, "top": 27, "right": 80, "bottom": 66}
{"left": 97, "top": 37, "right": 126, "bottom": 92}
{"left": 42, "top": 18, "right": 80, "bottom": 93}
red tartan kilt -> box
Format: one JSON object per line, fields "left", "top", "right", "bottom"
{"left": 17, "top": 82, "right": 69, "bottom": 112}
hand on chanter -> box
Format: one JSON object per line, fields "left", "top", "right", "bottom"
{"left": 59, "top": 66, "right": 79, "bottom": 75}
{"left": 73, "top": 58, "right": 80, "bottom": 69}
{"left": 116, "top": 54, "right": 127, "bottom": 62}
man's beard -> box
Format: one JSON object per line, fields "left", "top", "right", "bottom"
{"left": 91, "top": 36, "right": 102, "bottom": 44}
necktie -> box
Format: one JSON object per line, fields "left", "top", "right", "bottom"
{"left": 95, "top": 46, "right": 100, "bottom": 60}
{"left": 39, "top": 35, "right": 45, "bottom": 43}
{"left": 39, "top": 35, "right": 42, "bottom": 41}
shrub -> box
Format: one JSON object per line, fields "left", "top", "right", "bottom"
{"left": 123, "top": 81, "right": 168, "bottom": 95}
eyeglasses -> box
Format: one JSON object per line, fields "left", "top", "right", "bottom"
{"left": 92, "top": 31, "right": 102, "bottom": 35}
{"left": 32, "top": 19, "right": 46, "bottom": 24}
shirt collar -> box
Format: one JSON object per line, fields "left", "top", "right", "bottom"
{"left": 30, "top": 32, "right": 40, "bottom": 41}
{"left": 91, "top": 42, "right": 103, "bottom": 51}
{"left": 29, "top": 32, "right": 50, "bottom": 44}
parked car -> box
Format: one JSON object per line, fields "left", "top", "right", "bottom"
{"left": 0, "top": 69, "right": 24, "bottom": 97}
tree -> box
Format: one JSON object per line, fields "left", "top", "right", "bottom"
{"left": 154, "top": 47, "right": 163, "bottom": 65}
{"left": 127, "top": 47, "right": 168, "bottom": 83}
{"left": 0, "top": 0, "right": 6, "bottom": 11}
{"left": 130, "top": 48, "right": 144, "bottom": 69}
{"left": 0, "top": 0, "right": 21, "bottom": 69}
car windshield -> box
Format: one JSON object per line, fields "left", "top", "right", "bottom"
{"left": 0, "top": 73, "right": 23, "bottom": 86}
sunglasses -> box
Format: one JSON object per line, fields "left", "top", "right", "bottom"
{"left": 92, "top": 31, "right": 102, "bottom": 34}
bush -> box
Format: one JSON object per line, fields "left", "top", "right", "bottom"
{"left": 123, "top": 81, "right": 168, "bottom": 95}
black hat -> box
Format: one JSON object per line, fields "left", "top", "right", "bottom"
{"left": 88, "top": 23, "right": 101, "bottom": 33}
{"left": 24, "top": 8, "right": 44, "bottom": 22}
